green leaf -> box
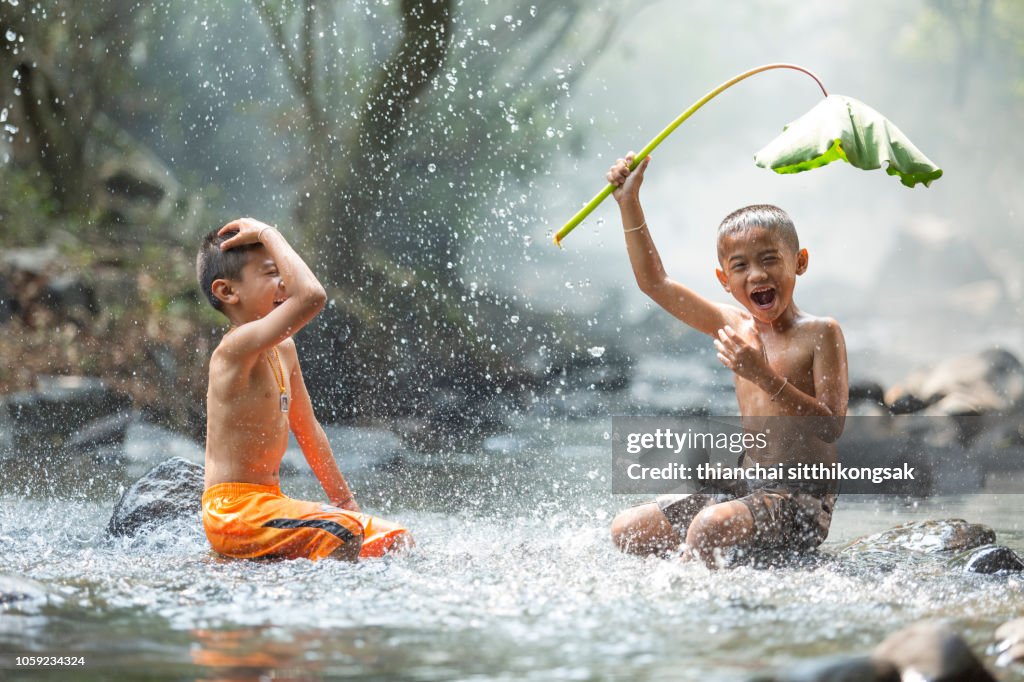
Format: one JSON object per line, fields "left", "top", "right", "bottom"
{"left": 754, "top": 95, "right": 943, "bottom": 188}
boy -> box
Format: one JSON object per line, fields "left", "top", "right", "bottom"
{"left": 196, "top": 217, "right": 411, "bottom": 561}
{"left": 606, "top": 153, "right": 848, "bottom": 567}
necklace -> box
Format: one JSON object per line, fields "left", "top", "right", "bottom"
{"left": 225, "top": 327, "right": 289, "bottom": 413}
{"left": 266, "top": 347, "right": 289, "bottom": 413}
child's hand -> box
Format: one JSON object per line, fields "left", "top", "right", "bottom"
{"left": 607, "top": 151, "right": 651, "bottom": 203}
{"left": 217, "top": 217, "right": 276, "bottom": 250}
{"left": 714, "top": 325, "right": 772, "bottom": 385}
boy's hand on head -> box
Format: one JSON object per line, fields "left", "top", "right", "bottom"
{"left": 607, "top": 151, "right": 651, "bottom": 204}
{"left": 714, "top": 325, "right": 773, "bottom": 385}
{"left": 218, "top": 217, "right": 276, "bottom": 251}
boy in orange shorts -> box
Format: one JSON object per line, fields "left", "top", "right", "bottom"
{"left": 196, "top": 217, "right": 412, "bottom": 561}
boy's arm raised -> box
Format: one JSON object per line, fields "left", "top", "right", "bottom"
{"left": 217, "top": 218, "right": 327, "bottom": 357}
{"left": 610, "top": 154, "right": 737, "bottom": 337}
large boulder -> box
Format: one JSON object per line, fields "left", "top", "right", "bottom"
{"left": 2, "top": 376, "right": 132, "bottom": 454}
{"left": 885, "top": 349, "right": 1024, "bottom": 415}
{"left": 872, "top": 621, "right": 996, "bottom": 682}
{"left": 841, "top": 519, "right": 995, "bottom": 556}
{"left": 947, "top": 544, "right": 1024, "bottom": 575}
{"left": 107, "top": 456, "right": 204, "bottom": 537}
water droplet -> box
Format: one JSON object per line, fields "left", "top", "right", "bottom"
{"left": 427, "top": 163, "right": 437, "bottom": 173}
{"left": 510, "top": 315, "right": 520, "bottom": 324}
{"left": 588, "top": 346, "right": 605, "bottom": 358}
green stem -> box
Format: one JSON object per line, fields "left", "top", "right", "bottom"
{"left": 553, "top": 63, "right": 828, "bottom": 247}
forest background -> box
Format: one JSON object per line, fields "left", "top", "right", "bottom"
{"left": 1, "top": 0, "right": 1021, "bottom": 449}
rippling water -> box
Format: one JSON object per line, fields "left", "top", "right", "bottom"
{"left": 2, "top": 417, "right": 1023, "bottom": 681}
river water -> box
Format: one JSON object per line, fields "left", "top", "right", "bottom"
{"left": 2, "top": 407, "right": 1022, "bottom": 681}
{"left": 6, "top": 217, "right": 1021, "bottom": 680}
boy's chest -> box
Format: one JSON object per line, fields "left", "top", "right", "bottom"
{"left": 763, "top": 335, "right": 815, "bottom": 383}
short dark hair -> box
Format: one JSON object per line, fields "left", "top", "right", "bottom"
{"left": 717, "top": 204, "right": 799, "bottom": 260}
{"left": 196, "top": 229, "right": 261, "bottom": 311}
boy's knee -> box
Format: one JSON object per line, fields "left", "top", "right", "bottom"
{"left": 685, "top": 505, "right": 742, "bottom": 549}
{"left": 610, "top": 504, "right": 678, "bottom": 556}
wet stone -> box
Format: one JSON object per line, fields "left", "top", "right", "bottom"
{"left": 947, "top": 544, "right": 1024, "bottom": 574}
{"left": 848, "top": 379, "right": 885, "bottom": 406}
{"left": 872, "top": 620, "right": 997, "bottom": 682}
{"left": 0, "top": 574, "right": 50, "bottom": 611}
{"left": 107, "top": 456, "right": 204, "bottom": 537}
{"left": 840, "top": 519, "right": 996, "bottom": 555}
{"left": 65, "top": 411, "right": 135, "bottom": 453}
{"left": 2, "top": 376, "right": 132, "bottom": 454}
{"left": 885, "top": 348, "right": 1024, "bottom": 416}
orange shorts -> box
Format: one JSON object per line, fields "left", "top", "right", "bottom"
{"left": 202, "top": 482, "right": 409, "bottom": 561}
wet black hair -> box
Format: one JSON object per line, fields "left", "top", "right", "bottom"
{"left": 195, "top": 229, "right": 262, "bottom": 311}
{"left": 717, "top": 204, "right": 800, "bottom": 261}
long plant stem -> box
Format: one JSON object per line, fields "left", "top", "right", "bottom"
{"left": 553, "top": 63, "right": 828, "bottom": 247}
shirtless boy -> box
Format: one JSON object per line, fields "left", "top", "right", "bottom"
{"left": 196, "top": 217, "right": 411, "bottom": 561}
{"left": 606, "top": 153, "right": 848, "bottom": 567}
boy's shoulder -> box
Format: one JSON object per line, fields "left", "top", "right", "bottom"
{"left": 794, "top": 311, "right": 843, "bottom": 335}
{"left": 795, "top": 311, "right": 843, "bottom": 332}
{"left": 210, "top": 333, "right": 299, "bottom": 372}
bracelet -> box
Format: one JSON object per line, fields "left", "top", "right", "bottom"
{"left": 258, "top": 226, "right": 274, "bottom": 243}
{"left": 623, "top": 220, "right": 647, "bottom": 233}
{"left": 769, "top": 377, "right": 788, "bottom": 401}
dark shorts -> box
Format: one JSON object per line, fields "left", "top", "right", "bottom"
{"left": 655, "top": 488, "right": 836, "bottom": 550}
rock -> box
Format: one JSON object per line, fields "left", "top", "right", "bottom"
{"left": 947, "top": 544, "right": 1024, "bottom": 574}
{"left": 872, "top": 620, "right": 997, "bottom": 681}
{"left": 2, "top": 376, "right": 132, "bottom": 453}
{"left": 888, "top": 393, "right": 929, "bottom": 415}
{"left": 995, "top": 617, "right": 1024, "bottom": 667}
{"left": 752, "top": 655, "right": 898, "bottom": 682}
{"left": 924, "top": 393, "right": 984, "bottom": 417}
{"left": 95, "top": 148, "right": 186, "bottom": 229}
{"left": 65, "top": 411, "right": 135, "bottom": 453}
{"left": 0, "top": 574, "right": 50, "bottom": 610}
{"left": 848, "top": 380, "right": 885, "bottom": 406}
{"left": 1, "top": 245, "right": 59, "bottom": 274}
{"left": 841, "top": 519, "right": 995, "bottom": 555}
{"left": 107, "top": 456, "right": 204, "bottom": 537}
{"left": 970, "top": 419, "right": 1024, "bottom": 475}
{"left": 39, "top": 273, "right": 98, "bottom": 320}
{"left": 0, "top": 270, "right": 15, "bottom": 324}
{"left": 885, "top": 349, "right": 1024, "bottom": 416}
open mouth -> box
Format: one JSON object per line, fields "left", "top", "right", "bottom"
{"left": 273, "top": 298, "right": 286, "bottom": 307}
{"left": 749, "top": 287, "right": 776, "bottom": 309}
